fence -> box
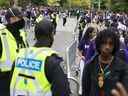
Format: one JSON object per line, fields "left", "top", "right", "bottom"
{"left": 66, "top": 40, "right": 79, "bottom": 96}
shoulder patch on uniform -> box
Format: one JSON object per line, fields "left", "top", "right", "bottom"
{"left": 16, "top": 57, "right": 42, "bottom": 71}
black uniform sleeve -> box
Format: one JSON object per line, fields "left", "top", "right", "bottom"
{"left": 0, "top": 37, "right": 2, "bottom": 58}
{"left": 45, "top": 54, "right": 71, "bottom": 96}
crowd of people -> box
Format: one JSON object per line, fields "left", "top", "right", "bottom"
{"left": 0, "top": 6, "right": 128, "bottom": 96}
{"left": 77, "top": 10, "right": 128, "bottom": 96}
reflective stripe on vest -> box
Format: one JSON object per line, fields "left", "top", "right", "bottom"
{"left": 0, "top": 24, "right": 17, "bottom": 72}
{"left": 10, "top": 47, "right": 56, "bottom": 96}
{"left": 36, "top": 15, "right": 43, "bottom": 23}
{"left": 19, "top": 29, "right": 28, "bottom": 47}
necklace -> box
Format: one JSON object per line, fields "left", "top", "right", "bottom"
{"left": 98, "top": 56, "right": 113, "bottom": 88}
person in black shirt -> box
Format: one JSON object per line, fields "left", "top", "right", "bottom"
{"left": 82, "top": 28, "right": 128, "bottom": 96}
{"left": 0, "top": 8, "right": 26, "bottom": 96}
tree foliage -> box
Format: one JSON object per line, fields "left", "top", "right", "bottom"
{"left": 68, "top": 0, "right": 90, "bottom": 8}
{"left": 59, "top": 0, "right": 67, "bottom": 7}
{"left": 0, "top": 0, "right": 10, "bottom": 7}
{"left": 31, "top": 0, "right": 47, "bottom": 5}
{"left": 92, "top": 0, "right": 106, "bottom": 9}
{"left": 18, "top": 0, "right": 30, "bottom": 7}
{"left": 111, "top": 0, "right": 128, "bottom": 11}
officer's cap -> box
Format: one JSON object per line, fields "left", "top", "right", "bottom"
{"left": 35, "top": 19, "right": 54, "bottom": 37}
{"left": 5, "top": 8, "right": 23, "bottom": 22}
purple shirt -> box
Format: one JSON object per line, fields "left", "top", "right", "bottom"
{"left": 78, "top": 39, "right": 96, "bottom": 62}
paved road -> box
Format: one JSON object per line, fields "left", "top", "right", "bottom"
{"left": 52, "top": 17, "right": 78, "bottom": 58}
{"left": 26, "top": 17, "right": 78, "bottom": 59}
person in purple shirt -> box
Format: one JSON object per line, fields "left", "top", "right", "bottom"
{"left": 78, "top": 27, "right": 97, "bottom": 60}
{"left": 119, "top": 37, "right": 128, "bottom": 63}
{"left": 78, "top": 26, "right": 97, "bottom": 95}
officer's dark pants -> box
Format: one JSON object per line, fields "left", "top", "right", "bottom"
{"left": 0, "top": 71, "right": 11, "bottom": 96}
{"left": 53, "top": 23, "right": 57, "bottom": 35}
{"left": 63, "top": 18, "right": 66, "bottom": 26}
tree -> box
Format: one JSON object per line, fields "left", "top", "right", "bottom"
{"left": 92, "top": 0, "right": 107, "bottom": 10}
{"left": 0, "top": 0, "right": 10, "bottom": 7}
{"left": 47, "top": 0, "right": 61, "bottom": 6}
{"left": 18, "top": 0, "right": 31, "bottom": 7}
{"left": 31, "top": 0, "right": 47, "bottom": 5}
{"left": 111, "top": 0, "right": 128, "bottom": 11}
{"left": 104, "top": 0, "right": 111, "bottom": 10}
{"left": 69, "top": 0, "right": 90, "bottom": 7}
{"left": 59, "top": 0, "right": 67, "bottom": 7}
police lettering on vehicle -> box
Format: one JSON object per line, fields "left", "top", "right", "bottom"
{"left": 16, "top": 57, "right": 42, "bottom": 71}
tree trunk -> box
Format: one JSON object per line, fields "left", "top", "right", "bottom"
{"left": 13, "top": 0, "right": 18, "bottom": 7}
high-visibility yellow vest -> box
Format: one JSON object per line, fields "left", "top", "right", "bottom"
{"left": 56, "top": 14, "right": 59, "bottom": 23}
{"left": 10, "top": 47, "right": 56, "bottom": 96}
{"left": 20, "top": 29, "right": 28, "bottom": 47}
{"left": 36, "top": 14, "right": 44, "bottom": 23}
{"left": 0, "top": 24, "right": 17, "bottom": 72}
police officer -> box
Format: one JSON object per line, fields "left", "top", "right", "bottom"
{"left": 10, "top": 19, "right": 70, "bottom": 96}
{"left": 0, "top": 24, "right": 17, "bottom": 96}
{"left": 5, "top": 8, "right": 27, "bottom": 49}
{"left": 0, "top": 8, "right": 28, "bottom": 96}
{"left": 0, "top": 9, "right": 20, "bottom": 96}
